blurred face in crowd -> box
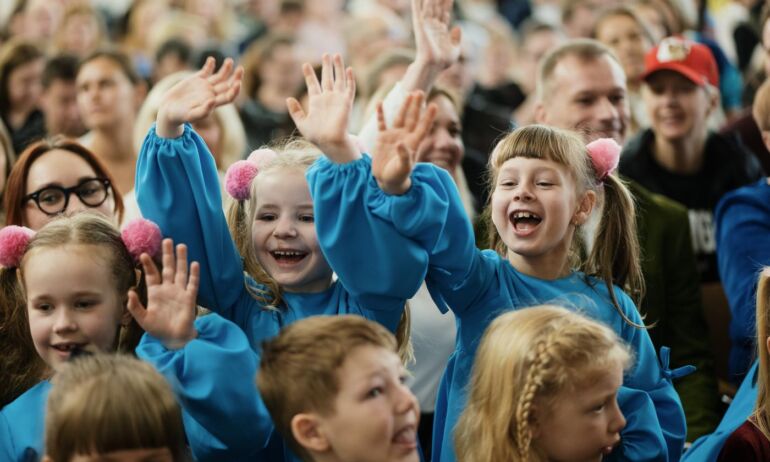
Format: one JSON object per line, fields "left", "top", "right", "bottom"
{"left": 763, "top": 17, "right": 770, "bottom": 78}
{"left": 41, "top": 78, "right": 86, "bottom": 137}
{"left": 594, "top": 14, "right": 652, "bottom": 84}
{"left": 7, "top": 58, "right": 45, "bottom": 116}
{"left": 76, "top": 57, "right": 138, "bottom": 131}
{"left": 642, "top": 70, "right": 715, "bottom": 145}
{"left": 261, "top": 44, "right": 303, "bottom": 97}
{"left": 535, "top": 54, "right": 629, "bottom": 144}
{"left": 417, "top": 94, "right": 464, "bottom": 178}
{"left": 517, "top": 29, "right": 564, "bottom": 94}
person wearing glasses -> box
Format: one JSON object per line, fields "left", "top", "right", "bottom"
{"left": 3, "top": 137, "right": 124, "bottom": 230}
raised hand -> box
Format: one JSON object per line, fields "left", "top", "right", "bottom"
{"left": 127, "top": 239, "right": 200, "bottom": 350}
{"left": 413, "top": 0, "right": 462, "bottom": 71}
{"left": 286, "top": 54, "right": 360, "bottom": 163}
{"left": 156, "top": 57, "right": 243, "bottom": 138}
{"left": 372, "top": 91, "right": 437, "bottom": 195}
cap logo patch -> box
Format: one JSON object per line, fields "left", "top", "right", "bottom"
{"left": 656, "top": 38, "right": 690, "bottom": 63}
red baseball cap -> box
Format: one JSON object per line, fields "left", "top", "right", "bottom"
{"left": 642, "top": 36, "right": 719, "bottom": 87}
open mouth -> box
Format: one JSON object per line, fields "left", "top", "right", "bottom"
{"left": 510, "top": 211, "right": 542, "bottom": 233}
{"left": 270, "top": 250, "right": 308, "bottom": 265}
{"left": 52, "top": 342, "right": 87, "bottom": 354}
{"left": 392, "top": 425, "right": 417, "bottom": 447}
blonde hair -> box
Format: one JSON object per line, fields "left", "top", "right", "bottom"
{"left": 486, "top": 125, "right": 644, "bottom": 317}
{"left": 755, "top": 268, "right": 770, "bottom": 439}
{"left": 257, "top": 315, "right": 398, "bottom": 462}
{"left": 133, "top": 71, "right": 246, "bottom": 171}
{"left": 225, "top": 141, "right": 412, "bottom": 361}
{"left": 44, "top": 354, "right": 188, "bottom": 462}
{"left": 455, "top": 305, "right": 632, "bottom": 461}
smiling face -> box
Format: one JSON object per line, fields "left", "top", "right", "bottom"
{"left": 416, "top": 94, "right": 464, "bottom": 176}
{"left": 595, "top": 14, "right": 651, "bottom": 84}
{"left": 533, "top": 361, "right": 626, "bottom": 462}
{"left": 251, "top": 168, "right": 332, "bottom": 293}
{"left": 23, "top": 149, "right": 116, "bottom": 230}
{"left": 642, "top": 70, "right": 713, "bottom": 145}
{"left": 23, "top": 244, "right": 128, "bottom": 371}
{"left": 491, "top": 156, "right": 593, "bottom": 274}
{"left": 536, "top": 54, "right": 629, "bottom": 144}
{"left": 313, "top": 345, "right": 420, "bottom": 462}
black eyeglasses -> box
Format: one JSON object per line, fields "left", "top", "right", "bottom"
{"left": 24, "top": 178, "right": 112, "bottom": 216}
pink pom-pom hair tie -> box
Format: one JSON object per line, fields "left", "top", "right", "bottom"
{"left": 0, "top": 226, "right": 35, "bottom": 268}
{"left": 586, "top": 138, "right": 621, "bottom": 182}
{"left": 121, "top": 218, "right": 162, "bottom": 263}
{"left": 225, "top": 148, "right": 278, "bottom": 201}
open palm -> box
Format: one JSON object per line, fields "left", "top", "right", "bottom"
{"left": 372, "top": 91, "right": 437, "bottom": 195}
{"left": 127, "top": 239, "right": 200, "bottom": 349}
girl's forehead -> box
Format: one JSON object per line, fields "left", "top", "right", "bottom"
{"left": 497, "top": 156, "right": 569, "bottom": 174}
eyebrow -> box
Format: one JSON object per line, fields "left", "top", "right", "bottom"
{"left": 29, "top": 176, "right": 99, "bottom": 191}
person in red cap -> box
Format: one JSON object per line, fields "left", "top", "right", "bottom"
{"left": 620, "top": 35, "right": 764, "bottom": 383}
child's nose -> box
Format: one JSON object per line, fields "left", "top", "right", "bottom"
{"left": 272, "top": 217, "right": 298, "bottom": 238}
{"left": 394, "top": 382, "right": 419, "bottom": 415}
{"left": 513, "top": 184, "right": 534, "bottom": 201}
{"left": 52, "top": 308, "right": 77, "bottom": 333}
{"left": 608, "top": 400, "right": 626, "bottom": 434}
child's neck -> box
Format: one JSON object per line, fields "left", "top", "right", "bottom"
{"left": 652, "top": 131, "right": 707, "bottom": 174}
{"left": 506, "top": 249, "right": 572, "bottom": 280}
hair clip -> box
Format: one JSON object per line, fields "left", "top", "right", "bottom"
{"left": 586, "top": 138, "right": 621, "bottom": 182}
{"left": 121, "top": 218, "right": 162, "bottom": 262}
{"left": 0, "top": 226, "right": 35, "bottom": 268}
{"left": 225, "top": 148, "right": 278, "bottom": 201}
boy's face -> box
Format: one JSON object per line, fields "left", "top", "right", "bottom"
{"left": 312, "top": 345, "right": 420, "bottom": 462}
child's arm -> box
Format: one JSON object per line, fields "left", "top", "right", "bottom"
{"left": 136, "top": 58, "right": 255, "bottom": 326}
{"left": 358, "top": 0, "right": 461, "bottom": 148}
{"left": 129, "top": 240, "right": 272, "bottom": 460}
{"left": 613, "top": 290, "right": 687, "bottom": 462}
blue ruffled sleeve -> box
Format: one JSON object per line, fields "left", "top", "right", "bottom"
{"left": 306, "top": 155, "right": 431, "bottom": 313}
{"left": 136, "top": 124, "right": 257, "bottom": 327}
{"left": 615, "top": 289, "right": 687, "bottom": 461}
{"left": 136, "top": 314, "right": 271, "bottom": 461}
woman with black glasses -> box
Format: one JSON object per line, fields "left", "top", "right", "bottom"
{"left": 3, "top": 137, "right": 124, "bottom": 230}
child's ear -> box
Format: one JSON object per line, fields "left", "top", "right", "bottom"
{"left": 291, "top": 413, "right": 331, "bottom": 453}
{"left": 527, "top": 403, "right": 542, "bottom": 439}
{"left": 572, "top": 190, "right": 597, "bottom": 226}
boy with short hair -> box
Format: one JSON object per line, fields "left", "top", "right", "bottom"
{"left": 257, "top": 315, "right": 420, "bottom": 462}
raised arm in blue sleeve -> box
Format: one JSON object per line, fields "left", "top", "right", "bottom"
{"left": 136, "top": 124, "right": 255, "bottom": 325}
{"left": 307, "top": 155, "right": 430, "bottom": 311}
{"left": 136, "top": 314, "right": 272, "bottom": 461}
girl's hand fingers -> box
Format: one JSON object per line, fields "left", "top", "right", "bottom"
{"left": 404, "top": 91, "right": 425, "bottom": 132}
{"left": 196, "top": 56, "right": 216, "bottom": 78}
{"left": 187, "top": 262, "right": 200, "bottom": 297}
{"left": 286, "top": 97, "right": 307, "bottom": 124}
{"left": 396, "top": 142, "right": 412, "bottom": 171}
{"left": 321, "top": 54, "right": 334, "bottom": 91}
{"left": 333, "top": 54, "right": 346, "bottom": 91}
{"left": 393, "top": 93, "right": 413, "bottom": 128}
{"left": 210, "top": 58, "right": 234, "bottom": 84}
{"left": 126, "top": 290, "right": 147, "bottom": 325}
{"left": 140, "top": 253, "right": 161, "bottom": 286}
{"left": 412, "top": 102, "right": 437, "bottom": 144}
{"left": 346, "top": 67, "right": 356, "bottom": 100}
{"left": 161, "top": 239, "right": 176, "bottom": 284}
{"left": 302, "top": 62, "right": 322, "bottom": 96}
{"left": 376, "top": 103, "right": 387, "bottom": 132}
{"left": 175, "top": 244, "right": 188, "bottom": 287}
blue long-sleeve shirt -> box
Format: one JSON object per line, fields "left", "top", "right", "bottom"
{"left": 135, "top": 125, "right": 427, "bottom": 461}
{"left": 308, "top": 156, "right": 687, "bottom": 462}
{"left": 715, "top": 179, "right": 770, "bottom": 381}
{"left": 0, "top": 315, "right": 268, "bottom": 462}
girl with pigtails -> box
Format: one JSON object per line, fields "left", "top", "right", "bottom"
{"left": 299, "top": 67, "right": 687, "bottom": 459}
{"left": 0, "top": 214, "right": 272, "bottom": 461}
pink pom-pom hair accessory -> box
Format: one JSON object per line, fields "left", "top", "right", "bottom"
{"left": 225, "top": 148, "right": 278, "bottom": 201}
{"left": 121, "top": 218, "right": 162, "bottom": 263}
{"left": 586, "top": 138, "right": 621, "bottom": 182}
{"left": 0, "top": 226, "right": 35, "bottom": 268}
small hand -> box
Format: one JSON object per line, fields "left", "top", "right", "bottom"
{"left": 127, "top": 239, "right": 200, "bottom": 350}
{"left": 286, "top": 54, "right": 359, "bottom": 163}
{"left": 413, "top": 0, "right": 462, "bottom": 72}
{"left": 372, "top": 91, "right": 437, "bottom": 195}
{"left": 156, "top": 57, "right": 243, "bottom": 138}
